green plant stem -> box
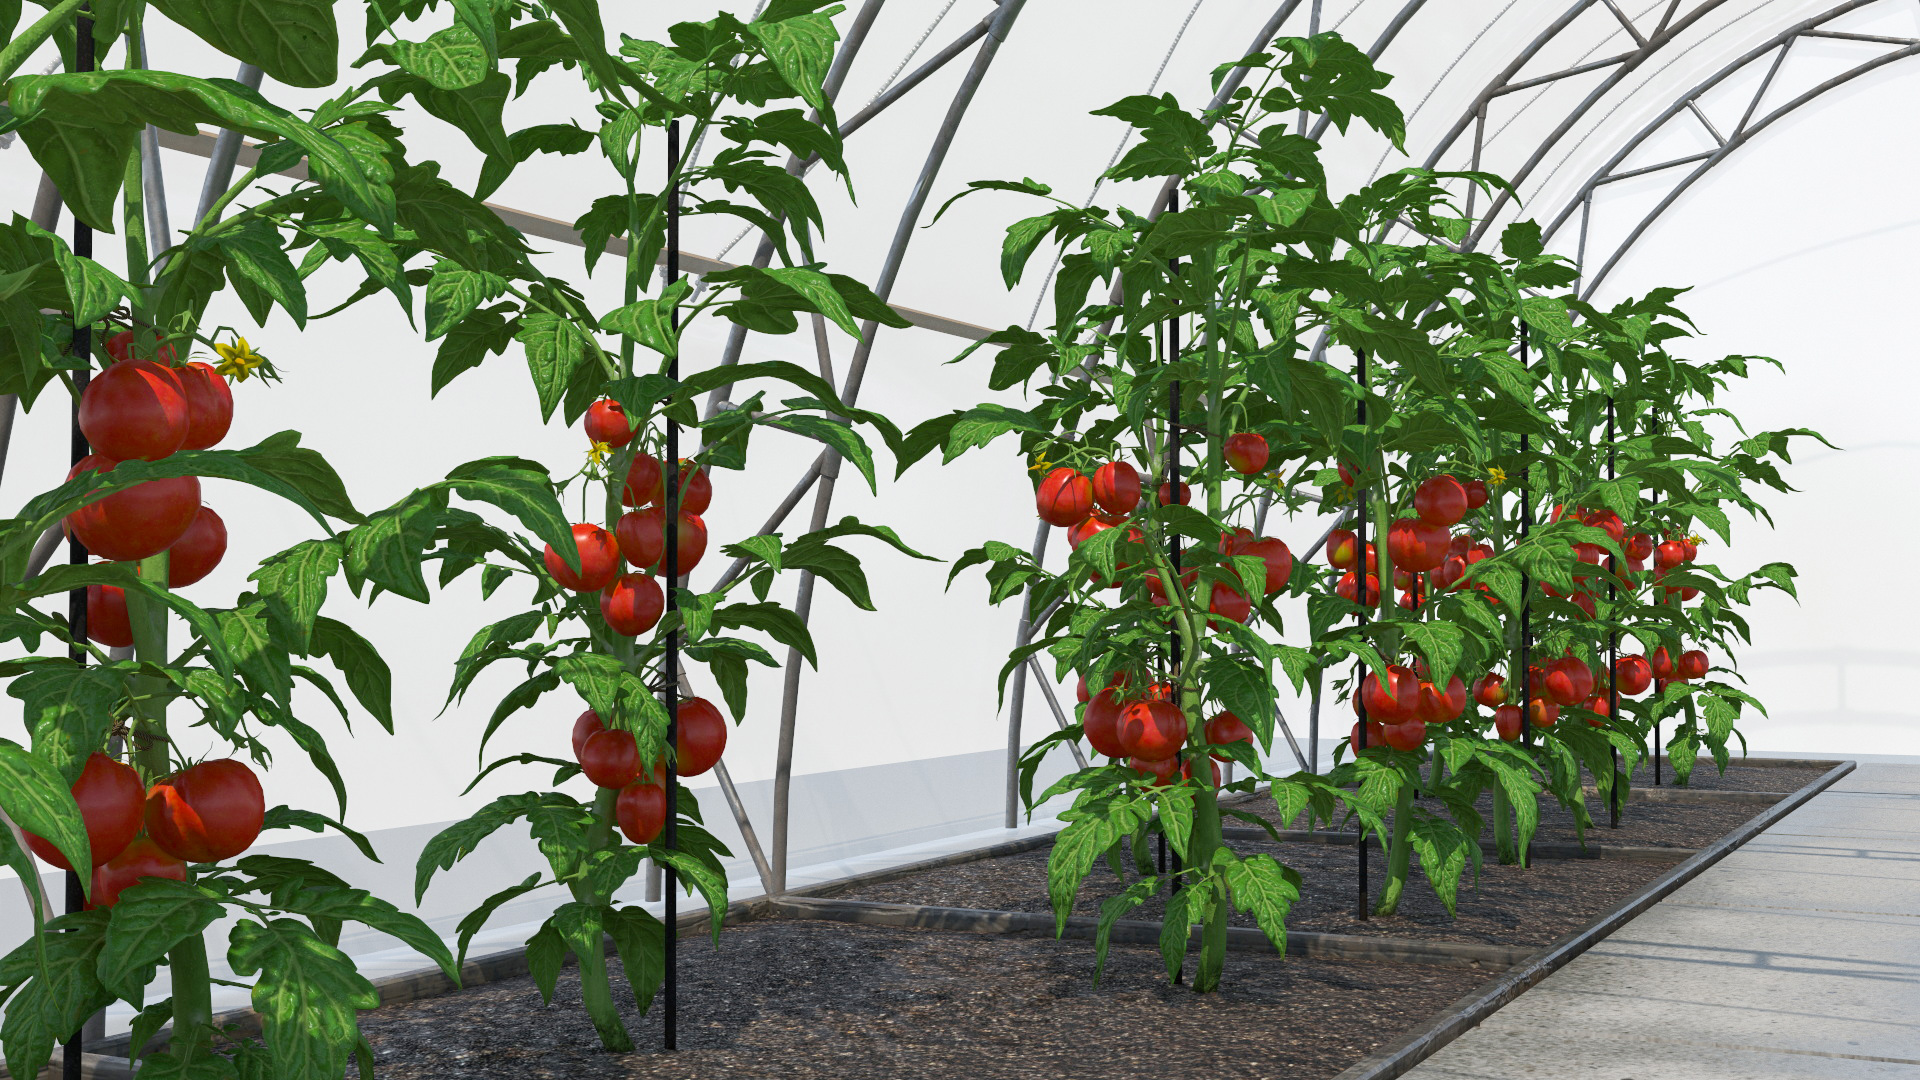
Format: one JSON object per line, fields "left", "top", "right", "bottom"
{"left": 1491, "top": 783, "right": 1517, "bottom": 864}
{"left": 126, "top": 552, "right": 171, "bottom": 779}
{"left": 0, "top": 0, "right": 91, "bottom": 83}
{"left": 566, "top": 785, "right": 631, "bottom": 1051}
{"left": 167, "top": 930, "right": 214, "bottom": 1054}
{"left": 1373, "top": 779, "right": 1416, "bottom": 915}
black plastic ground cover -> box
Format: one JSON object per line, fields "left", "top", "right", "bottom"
{"left": 1326, "top": 759, "right": 1856, "bottom": 1080}
{"left": 1218, "top": 827, "right": 1696, "bottom": 862}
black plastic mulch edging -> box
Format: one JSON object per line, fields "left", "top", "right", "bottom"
{"left": 1218, "top": 827, "right": 1697, "bottom": 863}
{"left": 1326, "top": 759, "right": 1857, "bottom": 1080}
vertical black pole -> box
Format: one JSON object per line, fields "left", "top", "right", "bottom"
{"left": 1607, "top": 397, "right": 1621, "bottom": 828}
{"left": 661, "top": 120, "right": 681, "bottom": 1053}
{"left": 1652, "top": 487, "right": 1663, "bottom": 788}
{"left": 65, "top": 14, "right": 95, "bottom": 1080}
{"left": 1165, "top": 194, "right": 1183, "bottom": 981}
{"left": 1516, "top": 325, "right": 1532, "bottom": 870}
{"left": 1354, "top": 348, "right": 1369, "bottom": 920}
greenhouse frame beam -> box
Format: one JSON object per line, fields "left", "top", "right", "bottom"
{"left": 1539, "top": 2, "right": 1920, "bottom": 299}
{"left": 772, "top": 0, "right": 1032, "bottom": 892}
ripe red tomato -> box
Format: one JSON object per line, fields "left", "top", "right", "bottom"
{"left": 579, "top": 728, "right": 645, "bottom": 788}
{"left": 1204, "top": 712, "right": 1254, "bottom": 761}
{"left": 1544, "top": 656, "right": 1593, "bottom": 706}
{"left": 544, "top": 523, "right": 623, "bottom": 592}
{"left": 1181, "top": 757, "right": 1222, "bottom": 787}
{"left": 622, "top": 453, "right": 663, "bottom": 507}
{"left": 1463, "top": 478, "right": 1489, "bottom": 509}
{"left": 1338, "top": 460, "right": 1361, "bottom": 489}
{"left": 86, "top": 584, "right": 133, "bottom": 648}
{"left": 1083, "top": 690, "right": 1129, "bottom": 757}
{"left": 1654, "top": 541, "right": 1686, "bottom": 570}
{"left": 1387, "top": 517, "right": 1448, "bottom": 572}
{"left": 1650, "top": 646, "right": 1676, "bottom": 680}
{"left": 1037, "top": 467, "right": 1093, "bottom": 526}
{"left": 1679, "top": 537, "right": 1698, "bottom": 562}
{"left": 1223, "top": 433, "right": 1269, "bottom": 475}
{"left": 1207, "top": 582, "right": 1251, "bottom": 626}
{"left": 1380, "top": 718, "right": 1426, "bottom": 752}
{"left": 1336, "top": 571, "right": 1380, "bottom": 606}
{"left": 1326, "top": 529, "right": 1358, "bottom": 569}
{"left": 66, "top": 456, "right": 201, "bottom": 562}
{"left": 1358, "top": 666, "right": 1419, "bottom": 722}
{"left": 1117, "top": 700, "right": 1187, "bottom": 761}
{"left": 1626, "top": 533, "right": 1655, "bottom": 561}
{"left": 1493, "top": 704, "right": 1523, "bottom": 741}
{"left": 1473, "top": 672, "right": 1509, "bottom": 708}
{"left": 1067, "top": 515, "right": 1112, "bottom": 549}
{"left": 79, "top": 360, "right": 189, "bottom": 461}
{"left": 166, "top": 505, "right": 226, "bottom": 587}
{"left": 1583, "top": 509, "right": 1625, "bottom": 546}
{"left": 144, "top": 759, "right": 265, "bottom": 863}
{"left": 1130, "top": 755, "right": 1180, "bottom": 785}
{"left": 174, "top": 362, "right": 232, "bottom": 451}
{"left": 1348, "top": 720, "right": 1386, "bottom": 755}
{"left": 664, "top": 461, "right": 713, "bottom": 515}
{"left": 1414, "top": 475, "right": 1467, "bottom": 526}
{"left": 1233, "top": 537, "right": 1293, "bottom": 595}
{"left": 1091, "top": 461, "right": 1141, "bottom": 515}
{"left": 1446, "top": 533, "right": 1474, "bottom": 558}
{"left": 618, "top": 509, "right": 707, "bottom": 575}
{"left": 1677, "top": 649, "right": 1709, "bottom": 681}
{"left": 22, "top": 752, "right": 144, "bottom": 870}
{"left": 1528, "top": 698, "right": 1559, "bottom": 729}
{"left": 89, "top": 837, "right": 186, "bottom": 910}
{"left": 585, "top": 398, "right": 634, "bottom": 448}
{"left": 1615, "top": 655, "right": 1653, "bottom": 696}
{"left": 1156, "top": 480, "right": 1192, "bottom": 506}
{"left": 676, "top": 697, "right": 727, "bottom": 777}
{"left": 1582, "top": 694, "right": 1611, "bottom": 726}
{"left": 1392, "top": 567, "right": 1418, "bottom": 591}
{"left": 616, "top": 779, "right": 667, "bottom": 844}
{"left": 1431, "top": 555, "right": 1466, "bottom": 591}
{"left": 600, "top": 573, "right": 664, "bottom": 637}
{"left": 572, "top": 710, "right": 605, "bottom": 759}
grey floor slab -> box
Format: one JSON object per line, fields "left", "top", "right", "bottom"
{"left": 1403, "top": 766, "right": 1920, "bottom": 1080}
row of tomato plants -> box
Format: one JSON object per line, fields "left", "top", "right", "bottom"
{"left": 0, "top": 4, "right": 1811, "bottom": 1074}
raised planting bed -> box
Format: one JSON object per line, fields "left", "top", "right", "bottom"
{"left": 321, "top": 760, "right": 1849, "bottom": 1080}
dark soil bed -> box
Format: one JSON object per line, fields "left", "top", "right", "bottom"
{"left": 356, "top": 920, "right": 1491, "bottom": 1080}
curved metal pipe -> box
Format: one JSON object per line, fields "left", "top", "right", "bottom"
{"left": 770, "top": 0, "right": 1031, "bottom": 890}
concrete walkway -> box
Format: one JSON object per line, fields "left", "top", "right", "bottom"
{"left": 1407, "top": 755, "right": 1920, "bottom": 1079}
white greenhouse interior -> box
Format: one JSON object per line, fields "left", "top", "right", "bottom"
{"left": 0, "top": 0, "right": 1915, "bottom": 1070}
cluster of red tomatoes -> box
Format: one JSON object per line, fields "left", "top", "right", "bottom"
{"left": 569, "top": 703, "right": 725, "bottom": 844}
{"left": 1327, "top": 474, "right": 1495, "bottom": 611}
{"left": 70, "top": 332, "right": 233, "bottom": 647}
{"left": 544, "top": 399, "right": 718, "bottom": 637}
{"left": 21, "top": 753, "right": 264, "bottom": 908}
{"left": 1073, "top": 674, "right": 1252, "bottom": 786}
{"left": 1035, "top": 433, "right": 1294, "bottom": 623}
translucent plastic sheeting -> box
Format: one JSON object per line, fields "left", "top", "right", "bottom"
{"left": 2, "top": 0, "right": 1913, "bottom": 977}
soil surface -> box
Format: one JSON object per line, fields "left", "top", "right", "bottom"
{"left": 356, "top": 921, "right": 1491, "bottom": 1080}
{"left": 356, "top": 764, "right": 1829, "bottom": 1079}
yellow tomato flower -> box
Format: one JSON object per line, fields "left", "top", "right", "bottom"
{"left": 1686, "top": 534, "right": 1705, "bottom": 547}
{"left": 1029, "top": 452, "right": 1053, "bottom": 473}
{"left": 212, "top": 337, "right": 265, "bottom": 381}
{"left": 587, "top": 441, "right": 612, "bottom": 467}
{"left": 1486, "top": 466, "right": 1508, "bottom": 487}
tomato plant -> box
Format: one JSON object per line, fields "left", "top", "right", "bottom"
{"left": 351, "top": 2, "right": 932, "bottom": 1052}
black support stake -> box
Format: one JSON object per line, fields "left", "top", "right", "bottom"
{"left": 1516, "top": 325, "right": 1531, "bottom": 870}
{"left": 1354, "top": 348, "right": 1369, "bottom": 920}
{"left": 1165, "top": 198, "right": 1183, "bottom": 981}
{"left": 1607, "top": 396, "right": 1621, "bottom": 828}
{"left": 64, "top": 15, "right": 95, "bottom": 1080}
{"left": 661, "top": 119, "right": 681, "bottom": 1053}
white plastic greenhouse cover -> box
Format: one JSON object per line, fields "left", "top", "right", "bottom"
{"left": 1, "top": 0, "right": 1915, "bottom": 1029}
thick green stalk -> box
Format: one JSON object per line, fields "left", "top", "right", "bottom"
{"left": 1372, "top": 779, "right": 1417, "bottom": 915}
{"left": 125, "top": 552, "right": 170, "bottom": 779}
{"left": 0, "top": 0, "right": 91, "bottom": 83}
{"left": 568, "top": 786, "right": 631, "bottom": 1051}
{"left": 166, "top": 931, "right": 213, "bottom": 1053}
{"left": 1491, "top": 783, "right": 1517, "bottom": 864}
{"left": 1187, "top": 774, "right": 1230, "bottom": 992}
